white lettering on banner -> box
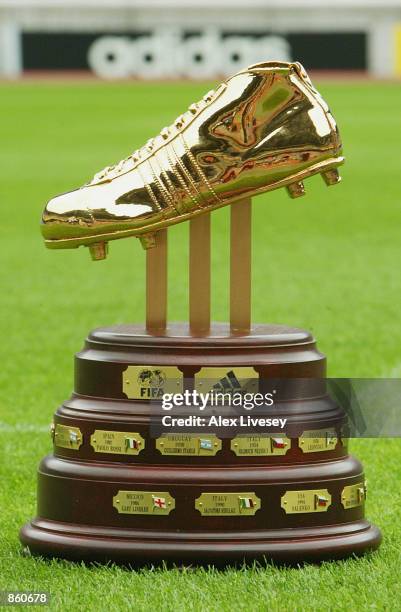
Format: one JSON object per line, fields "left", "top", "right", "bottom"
{"left": 88, "top": 31, "right": 291, "bottom": 79}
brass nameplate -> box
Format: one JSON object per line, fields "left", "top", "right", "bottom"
{"left": 54, "top": 424, "right": 83, "bottom": 450}
{"left": 341, "top": 482, "right": 366, "bottom": 509}
{"left": 194, "top": 367, "right": 258, "bottom": 394}
{"left": 156, "top": 434, "right": 221, "bottom": 456}
{"left": 231, "top": 435, "right": 291, "bottom": 456}
{"left": 281, "top": 489, "right": 332, "bottom": 514}
{"left": 113, "top": 490, "right": 175, "bottom": 515}
{"left": 195, "top": 492, "right": 261, "bottom": 516}
{"left": 299, "top": 428, "right": 338, "bottom": 453}
{"left": 90, "top": 430, "right": 145, "bottom": 455}
{"left": 122, "top": 365, "right": 183, "bottom": 400}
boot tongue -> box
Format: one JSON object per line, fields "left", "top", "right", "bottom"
{"left": 247, "top": 60, "right": 293, "bottom": 72}
{"left": 246, "top": 61, "right": 316, "bottom": 92}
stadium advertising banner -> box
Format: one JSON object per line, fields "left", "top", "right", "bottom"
{"left": 22, "top": 30, "right": 367, "bottom": 77}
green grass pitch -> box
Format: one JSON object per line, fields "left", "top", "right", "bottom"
{"left": 0, "top": 78, "right": 400, "bottom": 611}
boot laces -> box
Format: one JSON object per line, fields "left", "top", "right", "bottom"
{"left": 91, "top": 88, "right": 216, "bottom": 183}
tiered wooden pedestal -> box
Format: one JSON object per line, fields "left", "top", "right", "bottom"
{"left": 20, "top": 323, "right": 381, "bottom": 564}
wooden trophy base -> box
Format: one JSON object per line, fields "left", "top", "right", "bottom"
{"left": 20, "top": 323, "right": 381, "bottom": 565}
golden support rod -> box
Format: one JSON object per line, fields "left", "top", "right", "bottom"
{"left": 189, "top": 213, "right": 211, "bottom": 335}
{"left": 146, "top": 229, "right": 168, "bottom": 334}
{"left": 230, "top": 198, "right": 252, "bottom": 334}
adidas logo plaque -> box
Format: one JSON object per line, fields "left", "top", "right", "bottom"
{"left": 194, "top": 367, "right": 258, "bottom": 395}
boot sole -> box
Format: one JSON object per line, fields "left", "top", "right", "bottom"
{"left": 44, "top": 155, "right": 344, "bottom": 259}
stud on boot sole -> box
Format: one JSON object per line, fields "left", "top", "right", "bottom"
{"left": 139, "top": 233, "right": 157, "bottom": 250}
{"left": 287, "top": 181, "right": 305, "bottom": 198}
{"left": 88, "top": 242, "right": 108, "bottom": 261}
{"left": 321, "top": 168, "right": 341, "bottom": 186}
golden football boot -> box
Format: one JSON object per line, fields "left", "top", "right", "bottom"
{"left": 41, "top": 61, "right": 343, "bottom": 260}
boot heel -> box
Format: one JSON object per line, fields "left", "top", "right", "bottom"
{"left": 88, "top": 242, "right": 108, "bottom": 261}
{"left": 287, "top": 181, "right": 305, "bottom": 198}
{"left": 321, "top": 168, "right": 341, "bottom": 186}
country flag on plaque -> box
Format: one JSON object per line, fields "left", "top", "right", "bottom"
{"left": 315, "top": 495, "right": 329, "bottom": 508}
{"left": 326, "top": 432, "right": 337, "bottom": 446}
{"left": 125, "top": 437, "right": 139, "bottom": 450}
{"left": 357, "top": 487, "right": 366, "bottom": 503}
{"left": 152, "top": 496, "right": 167, "bottom": 509}
{"left": 239, "top": 497, "right": 254, "bottom": 510}
{"left": 200, "top": 438, "right": 213, "bottom": 451}
{"left": 272, "top": 437, "right": 286, "bottom": 449}
{"left": 69, "top": 431, "right": 78, "bottom": 444}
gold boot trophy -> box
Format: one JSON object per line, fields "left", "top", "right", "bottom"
{"left": 21, "top": 62, "right": 381, "bottom": 563}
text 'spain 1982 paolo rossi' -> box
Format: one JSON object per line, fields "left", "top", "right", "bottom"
{"left": 41, "top": 61, "right": 344, "bottom": 260}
